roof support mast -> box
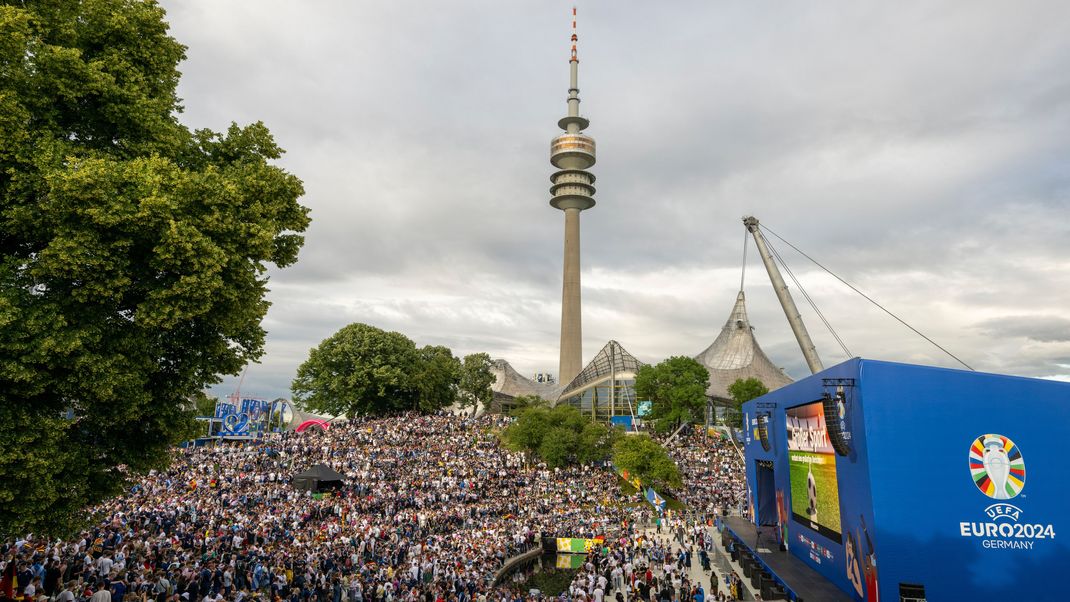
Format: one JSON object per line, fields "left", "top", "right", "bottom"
{"left": 743, "top": 216, "right": 824, "bottom": 374}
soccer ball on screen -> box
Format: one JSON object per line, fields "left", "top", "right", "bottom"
{"left": 806, "top": 470, "right": 818, "bottom": 520}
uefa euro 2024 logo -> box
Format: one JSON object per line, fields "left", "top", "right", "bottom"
{"left": 960, "top": 433, "right": 1055, "bottom": 549}
{"left": 969, "top": 434, "right": 1025, "bottom": 499}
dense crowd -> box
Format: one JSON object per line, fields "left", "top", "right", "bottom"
{"left": 553, "top": 522, "right": 750, "bottom": 602}
{"left": 659, "top": 430, "right": 746, "bottom": 519}
{"left": 1, "top": 413, "right": 751, "bottom": 602}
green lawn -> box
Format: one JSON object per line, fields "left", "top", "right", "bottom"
{"left": 788, "top": 450, "right": 841, "bottom": 535}
{"left": 617, "top": 475, "right": 639, "bottom": 496}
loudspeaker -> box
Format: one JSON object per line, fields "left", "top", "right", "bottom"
{"left": 823, "top": 393, "right": 851, "bottom": 456}
{"left": 757, "top": 413, "right": 771, "bottom": 452}
{"left": 760, "top": 576, "right": 783, "bottom": 600}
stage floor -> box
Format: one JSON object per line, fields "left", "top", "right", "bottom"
{"left": 722, "top": 516, "right": 852, "bottom": 602}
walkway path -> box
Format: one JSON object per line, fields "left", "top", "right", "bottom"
{"left": 607, "top": 523, "right": 763, "bottom": 601}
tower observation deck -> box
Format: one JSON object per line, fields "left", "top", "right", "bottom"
{"left": 551, "top": 8, "right": 596, "bottom": 386}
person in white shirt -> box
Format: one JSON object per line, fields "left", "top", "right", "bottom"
{"left": 23, "top": 578, "right": 39, "bottom": 600}
{"left": 57, "top": 582, "right": 76, "bottom": 602}
{"left": 97, "top": 554, "right": 114, "bottom": 578}
{"left": 89, "top": 581, "right": 112, "bottom": 602}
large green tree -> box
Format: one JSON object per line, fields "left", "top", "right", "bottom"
{"left": 500, "top": 404, "right": 619, "bottom": 468}
{"left": 291, "top": 323, "right": 421, "bottom": 417}
{"left": 414, "top": 345, "right": 462, "bottom": 412}
{"left": 634, "top": 356, "right": 709, "bottom": 433}
{"left": 727, "top": 377, "right": 769, "bottom": 428}
{"left": 291, "top": 323, "right": 469, "bottom": 417}
{"left": 458, "top": 352, "right": 494, "bottom": 415}
{"left": 0, "top": 1, "right": 308, "bottom": 537}
{"left": 612, "top": 434, "right": 682, "bottom": 491}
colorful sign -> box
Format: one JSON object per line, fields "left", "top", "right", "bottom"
{"left": 555, "top": 537, "right": 604, "bottom": 554}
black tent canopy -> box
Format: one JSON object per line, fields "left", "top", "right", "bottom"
{"left": 291, "top": 463, "right": 345, "bottom": 492}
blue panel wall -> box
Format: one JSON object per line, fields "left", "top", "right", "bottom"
{"left": 859, "top": 360, "right": 1070, "bottom": 601}
{"left": 744, "top": 358, "right": 1070, "bottom": 601}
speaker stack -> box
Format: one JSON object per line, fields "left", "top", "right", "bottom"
{"left": 757, "top": 412, "right": 772, "bottom": 452}
{"left": 822, "top": 393, "right": 851, "bottom": 456}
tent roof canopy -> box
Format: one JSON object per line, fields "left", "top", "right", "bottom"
{"left": 694, "top": 291, "right": 794, "bottom": 399}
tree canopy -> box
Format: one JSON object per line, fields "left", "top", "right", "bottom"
{"left": 634, "top": 356, "right": 709, "bottom": 433}
{"left": 727, "top": 377, "right": 769, "bottom": 428}
{"left": 291, "top": 323, "right": 475, "bottom": 417}
{"left": 458, "top": 352, "right": 494, "bottom": 415}
{"left": 612, "top": 434, "right": 682, "bottom": 491}
{"left": 500, "top": 405, "right": 620, "bottom": 468}
{"left": 0, "top": 0, "right": 308, "bottom": 537}
{"left": 414, "top": 345, "right": 463, "bottom": 413}
{"left": 503, "top": 394, "right": 550, "bottom": 416}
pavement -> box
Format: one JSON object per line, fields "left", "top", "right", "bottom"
{"left": 606, "top": 524, "right": 762, "bottom": 601}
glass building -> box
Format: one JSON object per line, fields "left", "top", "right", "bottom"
{"left": 557, "top": 340, "right": 645, "bottom": 421}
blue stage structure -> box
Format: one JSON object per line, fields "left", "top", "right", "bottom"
{"left": 209, "top": 397, "right": 286, "bottom": 438}
{"left": 741, "top": 358, "right": 1069, "bottom": 601}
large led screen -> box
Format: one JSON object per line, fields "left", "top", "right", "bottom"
{"left": 786, "top": 399, "right": 843, "bottom": 542}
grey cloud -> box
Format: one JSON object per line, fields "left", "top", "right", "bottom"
{"left": 977, "top": 315, "right": 1070, "bottom": 343}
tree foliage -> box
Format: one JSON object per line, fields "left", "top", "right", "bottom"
{"left": 503, "top": 394, "right": 549, "bottom": 416}
{"left": 458, "top": 352, "right": 494, "bottom": 414}
{"left": 291, "top": 323, "right": 473, "bottom": 417}
{"left": 175, "top": 390, "right": 219, "bottom": 441}
{"left": 612, "top": 434, "right": 682, "bottom": 491}
{"left": 501, "top": 405, "right": 619, "bottom": 468}
{"left": 414, "top": 345, "right": 463, "bottom": 413}
{"left": 0, "top": 1, "right": 309, "bottom": 537}
{"left": 634, "top": 356, "right": 709, "bottom": 433}
{"left": 727, "top": 377, "right": 768, "bottom": 428}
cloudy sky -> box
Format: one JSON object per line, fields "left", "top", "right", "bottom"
{"left": 158, "top": 1, "right": 1070, "bottom": 401}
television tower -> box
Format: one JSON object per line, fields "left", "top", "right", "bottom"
{"left": 550, "top": 7, "right": 596, "bottom": 386}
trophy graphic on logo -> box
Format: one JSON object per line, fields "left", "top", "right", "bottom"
{"left": 982, "top": 435, "right": 1011, "bottom": 500}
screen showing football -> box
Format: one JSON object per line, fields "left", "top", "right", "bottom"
{"left": 786, "top": 399, "right": 843, "bottom": 543}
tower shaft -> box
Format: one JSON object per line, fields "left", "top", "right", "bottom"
{"left": 559, "top": 208, "right": 583, "bottom": 383}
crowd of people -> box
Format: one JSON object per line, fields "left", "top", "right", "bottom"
{"left": 552, "top": 522, "right": 751, "bottom": 602}
{"left": 658, "top": 430, "right": 746, "bottom": 520}
{"left": 1, "top": 413, "right": 752, "bottom": 602}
